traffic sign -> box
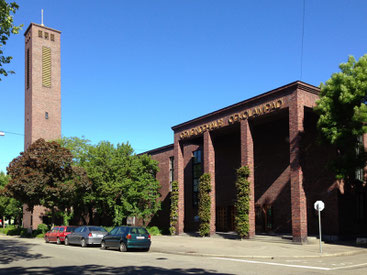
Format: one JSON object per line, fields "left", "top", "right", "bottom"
{"left": 314, "top": 200, "right": 325, "bottom": 211}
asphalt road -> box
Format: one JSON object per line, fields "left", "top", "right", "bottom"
{"left": 1, "top": 236, "right": 367, "bottom": 274}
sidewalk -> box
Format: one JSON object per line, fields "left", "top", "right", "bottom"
{"left": 150, "top": 234, "right": 367, "bottom": 259}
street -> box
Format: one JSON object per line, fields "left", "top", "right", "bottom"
{"left": 1, "top": 236, "right": 367, "bottom": 274}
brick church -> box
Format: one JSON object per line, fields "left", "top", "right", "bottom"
{"left": 145, "top": 81, "right": 367, "bottom": 243}
{"left": 23, "top": 22, "right": 366, "bottom": 242}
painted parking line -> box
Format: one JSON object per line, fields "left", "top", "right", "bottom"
{"left": 213, "top": 257, "right": 367, "bottom": 271}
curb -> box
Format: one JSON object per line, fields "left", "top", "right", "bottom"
{"left": 151, "top": 248, "right": 367, "bottom": 259}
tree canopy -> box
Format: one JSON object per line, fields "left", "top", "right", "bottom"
{"left": 0, "top": 0, "right": 22, "bottom": 80}
{"left": 315, "top": 54, "right": 367, "bottom": 186}
{"left": 59, "top": 137, "right": 161, "bottom": 226}
{"left": 0, "top": 171, "right": 22, "bottom": 226}
{"left": 6, "top": 138, "right": 91, "bottom": 223}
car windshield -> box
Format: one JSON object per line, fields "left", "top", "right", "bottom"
{"left": 89, "top": 227, "right": 107, "bottom": 232}
{"left": 66, "top": 227, "right": 76, "bottom": 232}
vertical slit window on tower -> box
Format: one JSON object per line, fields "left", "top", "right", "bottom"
{"left": 45, "top": 112, "right": 49, "bottom": 119}
{"left": 38, "top": 30, "right": 42, "bottom": 38}
{"left": 26, "top": 48, "right": 30, "bottom": 89}
{"left": 44, "top": 32, "right": 49, "bottom": 40}
{"left": 42, "top": 46, "right": 51, "bottom": 88}
{"left": 51, "top": 34, "right": 55, "bottom": 41}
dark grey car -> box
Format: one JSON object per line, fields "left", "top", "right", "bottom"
{"left": 64, "top": 226, "right": 108, "bottom": 247}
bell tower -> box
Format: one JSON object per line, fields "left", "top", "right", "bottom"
{"left": 23, "top": 22, "right": 61, "bottom": 229}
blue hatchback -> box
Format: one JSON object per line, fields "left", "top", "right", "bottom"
{"left": 101, "top": 226, "right": 151, "bottom": 252}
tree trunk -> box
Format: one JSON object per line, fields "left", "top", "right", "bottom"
{"left": 2, "top": 216, "right": 5, "bottom": 228}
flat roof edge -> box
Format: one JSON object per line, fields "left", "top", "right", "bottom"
{"left": 138, "top": 144, "right": 174, "bottom": 155}
{"left": 171, "top": 81, "right": 319, "bottom": 131}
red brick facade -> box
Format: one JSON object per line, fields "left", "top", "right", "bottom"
{"left": 145, "top": 81, "right": 367, "bottom": 243}
{"left": 23, "top": 23, "right": 62, "bottom": 229}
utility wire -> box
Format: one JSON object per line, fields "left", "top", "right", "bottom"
{"left": 0, "top": 130, "right": 24, "bottom": 136}
{"left": 300, "top": 0, "right": 306, "bottom": 80}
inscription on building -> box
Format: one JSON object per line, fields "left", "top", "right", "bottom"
{"left": 179, "top": 99, "right": 284, "bottom": 139}
{"left": 228, "top": 99, "right": 283, "bottom": 124}
{"left": 180, "top": 119, "right": 224, "bottom": 139}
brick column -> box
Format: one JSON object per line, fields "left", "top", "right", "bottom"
{"left": 174, "top": 133, "right": 185, "bottom": 234}
{"left": 203, "top": 131, "right": 216, "bottom": 235}
{"left": 240, "top": 120, "right": 255, "bottom": 238}
{"left": 289, "top": 90, "right": 308, "bottom": 243}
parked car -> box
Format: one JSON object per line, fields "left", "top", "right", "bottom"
{"left": 45, "top": 226, "right": 77, "bottom": 244}
{"left": 101, "top": 226, "right": 151, "bottom": 252}
{"left": 64, "top": 226, "right": 108, "bottom": 247}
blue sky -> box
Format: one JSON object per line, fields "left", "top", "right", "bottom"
{"left": 1, "top": 0, "right": 367, "bottom": 173}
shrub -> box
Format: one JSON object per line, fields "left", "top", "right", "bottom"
{"left": 37, "top": 223, "right": 49, "bottom": 234}
{"left": 169, "top": 181, "right": 179, "bottom": 235}
{"left": 147, "top": 226, "right": 161, "bottom": 236}
{"left": 235, "top": 166, "right": 250, "bottom": 239}
{"left": 198, "top": 173, "right": 211, "bottom": 237}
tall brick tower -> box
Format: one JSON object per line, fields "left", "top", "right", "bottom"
{"left": 23, "top": 23, "right": 61, "bottom": 229}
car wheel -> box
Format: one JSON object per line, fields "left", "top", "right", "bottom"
{"left": 101, "top": 241, "right": 106, "bottom": 250}
{"left": 119, "top": 242, "right": 127, "bottom": 252}
{"left": 142, "top": 246, "right": 150, "bottom": 252}
{"left": 81, "top": 238, "right": 87, "bottom": 247}
{"left": 65, "top": 237, "right": 69, "bottom": 246}
{"left": 56, "top": 238, "right": 61, "bottom": 245}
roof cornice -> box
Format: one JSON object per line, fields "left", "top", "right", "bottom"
{"left": 171, "top": 81, "right": 320, "bottom": 131}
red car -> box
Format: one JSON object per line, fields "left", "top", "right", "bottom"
{"left": 45, "top": 226, "right": 77, "bottom": 244}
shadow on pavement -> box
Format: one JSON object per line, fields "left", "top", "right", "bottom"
{"left": 0, "top": 238, "right": 50, "bottom": 264}
{"left": 0, "top": 265, "right": 234, "bottom": 274}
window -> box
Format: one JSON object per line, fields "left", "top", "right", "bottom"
{"left": 38, "top": 30, "right": 42, "bottom": 38}
{"left": 26, "top": 48, "right": 30, "bottom": 89}
{"left": 44, "top": 32, "right": 49, "bottom": 39}
{"left": 51, "top": 34, "right": 55, "bottom": 41}
{"left": 45, "top": 112, "right": 49, "bottom": 119}
{"left": 356, "top": 136, "right": 364, "bottom": 182}
{"left": 59, "top": 227, "right": 65, "bottom": 232}
{"left": 74, "top": 227, "right": 82, "bottom": 233}
{"left": 169, "top": 156, "right": 174, "bottom": 191}
{"left": 66, "top": 227, "right": 76, "bottom": 232}
{"left": 192, "top": 149, "right": 202, "bottom": 206}
{"left": 109, "top": 227, "right": 119, "bottom": 235}
{"left": 42, "top": 46, "right": 51, "bottom": 88}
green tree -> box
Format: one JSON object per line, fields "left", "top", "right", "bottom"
{"left": 198, "top": 173, "right": 211, "bottom": 237}
{"left": 0, "top": 0, "right": 22, "bottom": 80}
{"left": 235, "top": 166, "right": 250, "bottom": 239}
{"left": 58, "top": 136, "right": 91, "bottom": 165}
{"left": 0, "top": 172, "right": 22, "bottom": 227}
{"left": 6, "top": 138, "right": 91, "bottom": 224}
{"left": 83, "top": 141, "right": 161, "bottom": 225}
{"left": 315, "top": 55, "right": 367, "bottom": 186}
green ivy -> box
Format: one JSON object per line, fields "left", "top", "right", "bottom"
{"left": 235, "top": 166, "right": 250, "bottom": 239}
{"left": 169, "top": 181, "right": 179, "bottom": 235}
{"left": 198, "top": 173, "right": 211, "bottom": 237}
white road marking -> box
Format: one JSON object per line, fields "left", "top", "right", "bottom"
{"left": 212, "top": 257, "right": 331, "bottom": 271}
{"left": 331, "top": 262, "right": 367, "bottom": 270}
{"left": 213, "top": 257, "right": 367, "bottom": 271}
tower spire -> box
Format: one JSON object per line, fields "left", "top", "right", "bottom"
{"left": 41, "top": 9, "right": 44, "bottom": 26}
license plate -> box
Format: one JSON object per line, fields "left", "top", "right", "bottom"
{"left": 136, "top": 236, "right": 145, "bottom": 239}
{"left": 97, "top": 234, "right": 103, "bottom": 238}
